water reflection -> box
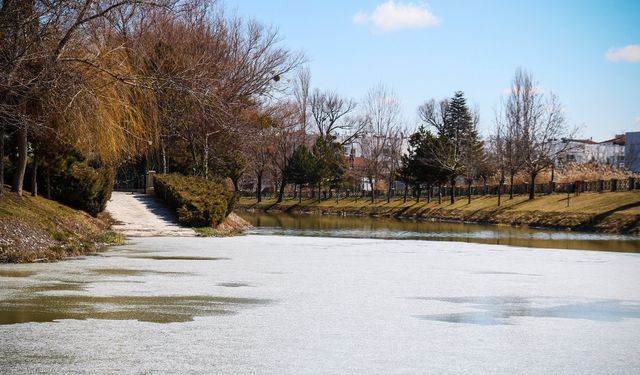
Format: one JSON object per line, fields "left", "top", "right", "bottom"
{"left": 411, "top": 296, "right": 640, "bottom": 325}
{"left": 90, "top": 269, "right": 193, "bottom": 276}
{"left": 0, "top": 294, "right": 272, "bottom": 325}
{"left": 0, "top": 270, "right": 37, "bottom": 278}
{"left": 238, "top": 212, "right": 640, "bottom": 253}
{"left": 122, "top": 256, "right": 230, "bottom": 261}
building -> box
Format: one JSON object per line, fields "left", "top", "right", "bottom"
{"left": 559, "top": 135, "right": 625, "bottom": 168}
{"left": 625, "top": 132, "right": 640, "bottom": 172}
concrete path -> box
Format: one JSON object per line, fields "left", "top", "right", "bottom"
{"left": 106, "top": 192, "right": 195, "bottom": 237}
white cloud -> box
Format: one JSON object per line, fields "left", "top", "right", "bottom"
{"left": 353, "top": 11, "right": 368, "bottom": 24}
{"left": 353, "top": 1, "right": 440, "bottom": 33}
{"left": 606, "top": 44, "right": 640, "bottom": 63}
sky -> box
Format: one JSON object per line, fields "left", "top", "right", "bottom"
{"left": 226, "top": 0, "right": 640, "bottom": 140}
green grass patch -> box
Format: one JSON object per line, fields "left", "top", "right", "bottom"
{"left": 193, "top": 227, "right": 244, "bottom": 237}
{"left": 101, "top": 230, "right": 126, "bottom": 245}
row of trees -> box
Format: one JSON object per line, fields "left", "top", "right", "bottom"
{"left": 241, "top": 82, "right": 408, "bottom": 204}
{"left": 0, "top": 0, "right": 577, "bottom": 212}
{"left": 239, "top": 69, "right": 577, "bottom": 205}
{"left": 398, "top": 68, "right": 575, "bottom": 204}
{"left": 0, "top": 0, "right": 302, "bottom": 211}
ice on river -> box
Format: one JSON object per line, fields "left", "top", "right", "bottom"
{"left": 1, "top": 235, "right": 639, "bottom": 374}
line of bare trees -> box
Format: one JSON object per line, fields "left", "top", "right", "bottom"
{"left": 491, "top": 68, "right": 576, "bottom": 201}
{"left": 240, "top": 68, "right": 579, "bottom": 205}
{"left": 0, "top": 0, "right": 303, "bottom": 212}
{"left": 0, "top": 1, "right": 583, "bottom": 212}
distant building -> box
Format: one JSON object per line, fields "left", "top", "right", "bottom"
{"left": 625, "top": 132, "right": 640, "bottom": 172}
{"left": 598, "top": 134, "right": 626, "bottom": 168}
{"left": 559, "top": 135, "right": 625, "bottom": 168}
{"left": 560, "top": 138, "right": 600, "bottom": 164}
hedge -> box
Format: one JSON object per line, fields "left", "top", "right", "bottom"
{"left": 49, "top": 160, "right": 115, "bottom": 217}
{"left": 154, "top": 174, "right": 238, "bottom": 227}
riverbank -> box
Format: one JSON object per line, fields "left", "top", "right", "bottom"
{"left": 237, "top": 191, "right": 640, "bottom": 234}
{"left": 0, "top": 190, "right": 122, "bottom": 263}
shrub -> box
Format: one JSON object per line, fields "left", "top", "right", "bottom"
{"left": 154, "top": 174, "right": 238, "bottom": 227}
{"left": 50, "top": 160, "right": 115, "bottom": 216}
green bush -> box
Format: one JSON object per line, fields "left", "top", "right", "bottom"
{"left": 154, "top": 174, "right": 238, "bottom": 227}
{"left": 51, "top": 162, "right": 115, "bottom": 216}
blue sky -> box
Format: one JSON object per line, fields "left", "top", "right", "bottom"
{"left": 226, "top": 0, "right": 640, "bottom": 140}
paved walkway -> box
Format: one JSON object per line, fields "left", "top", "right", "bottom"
{"left": 105, "top": 192, "right": 195, "bottom": 237}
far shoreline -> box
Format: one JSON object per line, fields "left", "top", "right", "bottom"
{"left": 236, "top": 191, "right": 640, "bottom": 235}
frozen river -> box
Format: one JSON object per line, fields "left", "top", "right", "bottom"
{"left": 1, "top": 235, "right": 640, "bottom": 374}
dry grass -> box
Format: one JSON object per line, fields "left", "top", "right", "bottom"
{"left": 0, "top": 188, "right": 120, "bottom": 263}
{"left": 239, "top": 191, "right": 640, "bottom": 234}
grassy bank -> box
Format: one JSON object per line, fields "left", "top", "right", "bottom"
{"left": 0, "top": 190, "right": 123, "bottom": 263}
{"left": 238, "top": 191, "right": 640, "bottom": 234}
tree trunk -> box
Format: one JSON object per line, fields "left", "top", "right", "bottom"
{"left": 161, "top": 137, "right": 167, "bottom": 174}
{"left": 232, "top": 178, "right": 239, "bottom": 192}
{"left": 509, "top": 173, "right": 514, "bottom": 199}
{"left": 403, "top": 184, "right": 408, "bottom": 203}
{"left": 336, "top": 187, "right": 340, "bottom": 204}
{"left": 299, "top": 184, "right": 302, "bottom": 204}
{"left": 276, "top": 174, "right": 286, "bottom": 203}
{"left": 427, "top": 184, "right": 432, "bottom": 204}
{"left": 497, "top": 172, "right": 503, "bottom": 207}
{"left": 529, "top": 172, "right": 537, "bottom": 200}
{"left": 467, "top": 180, "right": 472, "bottom": 205}
{"left": 11, "top": 125, "right": 28, "bottom": 196}
{"left": 416, "top": 188, "right": 420, "bottom": 203}
{"left": 256, "top": 172, "right": 263, "bottom": 202}
{"left": 449, "top": 177, "right": 456, "bottom": 205}
{"left": 368, "top": 177, "right": 375, "bottom": 203}
{"left": 31, "top": 151, "right": 37, "bottom": 197}
{"left": 318, "top": 183, "right": 321, "bottom": 203}
{"left": 46, "top": 166, "right": 51, "bottom": 199}
{"left": 0, "top": 123, "right": 4, "bottom": 197}
{"left": 189, "top": 131, "right": 198, "bottom": 175}
{"left": 438, "top": 184, "right": 442, "bottom": 205}
{"left": 203, "top": 136, "right": 209, "bottom": 180}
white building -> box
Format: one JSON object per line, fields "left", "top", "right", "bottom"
{"left": 559, "top": 135, "right": 625, "bottom": 168}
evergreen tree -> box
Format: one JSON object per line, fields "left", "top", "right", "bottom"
{"left": 286, "top": 145, "right": 318, "bottom": 202}
{"left": 312, "top": 135, "right": 347, "bottom": 201}
{"left": 402, "top": 126, "right": 447, "bottom": 202}
{"left": 419, "top": 91, "right": 483, "bottom": 204}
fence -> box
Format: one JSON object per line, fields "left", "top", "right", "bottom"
{"left": 113, "top": 173, "right": 146, "bottom": 193}
{"left": 240, "top": 177, "right": 640, "bottom": 202}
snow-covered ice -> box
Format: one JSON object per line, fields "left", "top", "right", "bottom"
{"left": 1, "top": 235, "right": 639, "bottom": 374}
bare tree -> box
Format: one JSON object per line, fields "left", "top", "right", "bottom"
{"left": 309, "top": 89, "right": 363, "bottom": 143}
{"left": 359, "top": 84, "right": 402, "bottom": 202}
{"left": 292, "top": 66, "right": 311, "bottom": 136}
{"left": 505, "top": 69, "right": 575, "bottom": 199}
{"left": 385, "top": 127, "right": 406, "bottom": 203}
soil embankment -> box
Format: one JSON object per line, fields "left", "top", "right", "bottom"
{"left": 238, "top": 191, "right": 640, "bottom": 234}
{"left": 0, "top": 191, "right": 120, "bottom": 263}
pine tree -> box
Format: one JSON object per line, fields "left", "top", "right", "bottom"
{"left": 286, "top": 145, "right": 318, "bottom": 202}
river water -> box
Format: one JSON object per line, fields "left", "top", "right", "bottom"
{"left": 1, "top": 223, "right": 640, "bottom": 373}
{"left": 239, "top": 211, "right": 640, "bottom": 253}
